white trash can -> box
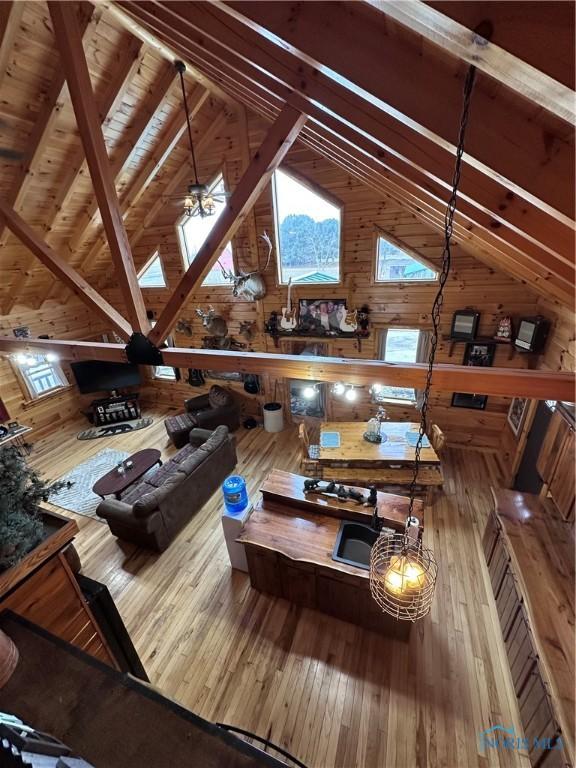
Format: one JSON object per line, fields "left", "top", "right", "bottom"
{"left": 263, "top": 402, "right": 284, "bottom": 433}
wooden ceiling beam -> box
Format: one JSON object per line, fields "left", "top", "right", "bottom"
{"left": 122, "top": 1, "right": 573, "bottom": 274}
{"left": 80, "top": 102, "right": 223, "bottom": 293}
{"left": 48, "top": 1, "right": 148, "bottom": 334}
{"left": 369, "top": 0, "right": 574, "bottom": 123}
{"left": 0, "top": 336, "right": 573, "bottom": 401}
{"left": 3, "top": 29, "right": 143, "bottom": 314}
{"left": 67, "top": 62, "right": 177, "bottom": 256}
{"left": 131, "top": 8, "right": 573, "bottom": 303}
{"left": 0, "top": 5, "right": 94, "bottom": 246}
{"left": 220, "top": 0, "right": 574, "bottom": 221}
{"left": 428, "top": 1, "right": 575, "bottom": 90}
{"left": 0, "top": 203, "right": 132, "bottom": 339}
{"left": 0, "top": 1, "right": 25, "bottom": 93}
{"left": 148, "top": 104, "right": 307, "bottom": 346}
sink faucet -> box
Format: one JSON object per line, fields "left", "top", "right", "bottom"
{"left": 372, "top": 504, "right": 383, "bottom": 533}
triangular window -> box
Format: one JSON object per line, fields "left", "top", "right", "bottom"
{"left": 376, "top": 235, "right": 437, "bottom": 282}
{"left": 138, "top": 251, "right": 166, "bottom": 288}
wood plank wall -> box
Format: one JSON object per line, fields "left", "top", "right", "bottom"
{"left": 0, "top": 302, "right": 105, "bottom": 439}
{"left": 101, "top": 110, "right": 545, "bottom": 449}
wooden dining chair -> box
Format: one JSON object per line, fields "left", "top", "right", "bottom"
{"left": 298, "top": 422, "right": 320, "bottom": 476}
{"left": 429, "top": 423, "right": 446, "bottom": 454}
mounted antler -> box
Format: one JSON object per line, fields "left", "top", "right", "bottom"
{"left": 216, "top": 231, "right": 273, "bottom": 301}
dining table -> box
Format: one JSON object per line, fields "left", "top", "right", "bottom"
{"left": 318, "top": 421, "right": 441, "bottom": 469}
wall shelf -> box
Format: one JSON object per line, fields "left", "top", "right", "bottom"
{"left": 442, "top": 335, "right": 536, "bottom": 362}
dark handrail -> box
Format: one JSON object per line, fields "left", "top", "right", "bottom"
{"left": 216, "top": 723, "right": 309, "bottom": 768}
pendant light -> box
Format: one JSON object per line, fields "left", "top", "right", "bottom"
{"left": 370, "top": 65, "right": 477, "bottom": 622}
{"left": 175, "top": 61, "right": 222, "bottom": 218}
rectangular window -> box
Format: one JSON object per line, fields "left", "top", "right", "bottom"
{"left": 153, "top": 366, "right": 177, "bottom": 381}
{"left": 376, "top": 236, "right": 437, "bottom": 282}
{"left": 272, "top": 168, "right": 341, "bottom": 285}
{"left": 177, "top": 175, "right": 234, "bottom": 286}
{"left": 18, "top": 355, "right": 68, "bottom": 399}
{"left": 373, "top": 328, "right": 424, "bottom": 403}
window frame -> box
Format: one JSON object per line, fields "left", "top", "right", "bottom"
{"left": 14, "top": 355, "right": 69, "bottom": 401}
{"left": 272, "top": 166, "right": 343, "bottom": 287}
{"left": 374, "top": 327, "right": 428, "bottom": 405}
{"left": 137, "top": 248, "right": 167, "bottom": 289}
{"left": 175, "top": 173, "right": 236, "bottom": 287}
{"left": 373, "top": 231, "right": 438, "bottom": 285}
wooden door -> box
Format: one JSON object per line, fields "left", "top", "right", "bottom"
{"left": 548, "top": 427, "right": 575, "bottom": 522}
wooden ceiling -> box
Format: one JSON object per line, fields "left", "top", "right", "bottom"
{"left": 0, "top": 0, "right": 574, "bottom": 315}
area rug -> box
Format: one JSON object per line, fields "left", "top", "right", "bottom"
{"left": 77, "top": 417, "right": 153, "bottom": 441}
{"left": 50, "top": 448, "right": 130, "bottom": 521}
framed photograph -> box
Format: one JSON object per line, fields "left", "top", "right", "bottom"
{"left": 451, "top": 393, "right": 488, "bottom": 410}
{"left": 508, "top": 397, "right": 529, "bottom": 436}
{"left": 463, "top": 342, "right": 495, "bottom": 367}
{"left": 297, "top": 299, "right": 347, "bottom": 333}
{"left": 450, "top": 310, "right": 479, "bottom": 340}
{"left": 12, "top": 325, "right": 31, "bottom": 339}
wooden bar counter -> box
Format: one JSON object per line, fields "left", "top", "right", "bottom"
{"left": 238, "top": 470, "right": 424, "bottom": 640}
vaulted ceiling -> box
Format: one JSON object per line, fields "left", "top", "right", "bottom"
{"left": 0, "top": 0, "right": 574, "bottom": 313}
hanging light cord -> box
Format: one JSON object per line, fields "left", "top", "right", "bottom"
{"left": 407, "top": 65, "right": 477, "bottom": 521}
{"left": 176, "top": 62, "right": 200, "bottom": 186}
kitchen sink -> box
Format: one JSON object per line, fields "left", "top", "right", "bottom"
{"left": 332, "top": 520, "right": 379, "bottom": 570}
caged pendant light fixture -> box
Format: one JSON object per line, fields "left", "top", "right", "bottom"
{"left": 175, "top": 61, "right": 225, "bottom": 218}
{"left": 369, "top": 65, "right": 477, "bottom": 622}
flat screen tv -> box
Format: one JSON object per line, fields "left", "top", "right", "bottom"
{"left": 71, "top": 360, "right": 141, "bottom": 394}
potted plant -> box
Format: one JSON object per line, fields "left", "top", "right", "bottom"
{"left": 0, "top": 446, "right": 69, "bottom": 571}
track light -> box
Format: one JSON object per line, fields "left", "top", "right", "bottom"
{"left": 345, "top": 386, "right": 357, "bottom": 402}
{"left": 332, "top": 382, "right": 345, "bottom": 396}
{"left": 46, "top": 352, "right": 58, "bottom": 363}
{"left": 303, "top": 385, "right": 316, "bottom": 399}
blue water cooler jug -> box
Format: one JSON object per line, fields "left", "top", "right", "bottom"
{"left": 222, "top": 475, "right": 248, "bottom": 515}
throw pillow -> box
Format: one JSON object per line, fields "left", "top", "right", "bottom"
{"left": 209, "top": 385, "right": 232, "bottom": 408}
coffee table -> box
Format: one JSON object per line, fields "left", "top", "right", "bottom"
{"left": 92, "top": 448, "right": 162, "bottom": 500}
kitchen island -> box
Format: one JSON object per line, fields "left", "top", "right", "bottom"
{"left": 238, "top": 470, "right": 425, "bottom": 640}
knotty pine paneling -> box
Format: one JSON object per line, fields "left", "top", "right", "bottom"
{"left": 0, "top": 302, "right": 105, "bottom": 439}
{"left": 537, "top": 296, "right": 575, "bottom": 373}
{"left": 101, "top": 110, "right": 544, "bottom": 449}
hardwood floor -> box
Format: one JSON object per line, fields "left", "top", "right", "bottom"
{"left": 31, "top": 411, "right": 529, "bottom": 768}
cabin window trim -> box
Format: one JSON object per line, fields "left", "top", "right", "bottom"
{"left": 374, "top": 231, "right": 438, "bottom": 284}
{"left": 14, "top": 355, "right": 69, "bottom": 401}
{"left": 374, "top": 328, "right": 429, "bottom": 405}
{"left": 137, "top": 249, "right": 167, "bottom": 289}
{"left": 150, "top": 323, "right": 177, "bottom": 381}
{"left": 272, "top": 167, "right": 343, "bottom": 286}
{"left": 175, "top": 173, "right": 235, "bottom": 287}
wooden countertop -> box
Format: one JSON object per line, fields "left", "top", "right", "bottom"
{"left": 493, "top": 489, "right": 575, "bottom": 763}
{"left": 239, "top": 469, "right": 423, "bottom": 581}
{"left": 0, "top": 613, "right": 285, "bottom": 767}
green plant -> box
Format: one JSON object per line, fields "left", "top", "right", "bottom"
{"left": 0, "top": 446, "right": 69, "bottom": 570}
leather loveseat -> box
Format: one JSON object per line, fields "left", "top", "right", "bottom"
{"left": 96, "top": 426, "right": 237, "bottom": 551}
{"left": 165, "top": 385, "right": 241, "bottom": 449}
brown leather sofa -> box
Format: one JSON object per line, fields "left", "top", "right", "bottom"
{"left": 96, "top": 426, "right": 237, "bottom": 551}
{"left": 165, "top": 385, "right": 241, "bottom": 448}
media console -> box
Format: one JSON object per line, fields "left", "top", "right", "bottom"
{"left": 91, "top": 394, "right": 140, "bottom": 426}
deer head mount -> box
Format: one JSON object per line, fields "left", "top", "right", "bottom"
{"left": 175, "top": 318, "right": 193, "bottom": 337}
{"left": 195, "top": 305, "right": 228, "bottom": 337}
{"left": 239, "top": 321, "right": 256, "bottom": 342}
{"left": 218, "top": 232, "right": 272, "bottom": 301}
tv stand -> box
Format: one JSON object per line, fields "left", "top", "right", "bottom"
{"left": 91, "top": 394, "right": 140, "bottom": 426}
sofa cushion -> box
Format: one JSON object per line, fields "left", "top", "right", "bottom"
{"left": 208, "top": 385, "right": 232, "bottom": 408}
{"left": 171, "top": 443, "right": 198, "bottom": 464}
{"left": 133, "top": 471, "right": 186, "bottom": 517}
{"left": 121, "top": 481, "right": 157, "bottom": 505}
{"left": 146, "top": 461, "right": 180, "bottom": 488}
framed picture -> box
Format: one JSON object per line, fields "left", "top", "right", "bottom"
{"left": 508, "top": 397, "right": 529, "bottom": 436}
{"left": 450, "top": 310, "right": 479, "bottom": 340}
{"left": 12, "top": 325, "right": 31, "bottom": 338}
{"left": 297, "top": 299, "right": 347, "bottom": 333}
{"left": 451, "top": 393, "right": 488, "bottom": 410}
{"left": 463, "top": 342, "right": 495, "bottom": 367}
